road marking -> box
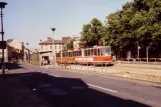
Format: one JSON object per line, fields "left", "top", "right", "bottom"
{"left": 87, "top": 84, "right": 117, "bottom": 93}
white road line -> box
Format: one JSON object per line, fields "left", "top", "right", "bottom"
{"left": 87, "top": 84, "right": 117, "bottom": 93}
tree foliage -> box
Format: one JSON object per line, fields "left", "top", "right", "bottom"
{"left": 80, "top": 0, "right": 161, "bottom": 57}
{"left": 80, "top": 18, "right": 105, "bottom": 46}
{"left": 65, "top": 39, "right": 73, "bottom": 50}
{"left": 103, "top": 0, "right": 161, "bottom": 57}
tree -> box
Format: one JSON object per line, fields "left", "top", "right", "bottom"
{"left": 65, "top": 39, "right": 73, "bottom": 50}
{"left": 103, "top": 0, "right": 161, "bottom": 57}
{"left": 80, "top": 18, "right": 105, "bottom": 46}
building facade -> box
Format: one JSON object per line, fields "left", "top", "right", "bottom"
{"left": 73, "top": 37, "right": 81, "bottom": 51}
{"left": 39, "top": 37, "right": 63, "bottom": 53}
{"left": 39, "top": 37, "right": 64, "bottom": 65}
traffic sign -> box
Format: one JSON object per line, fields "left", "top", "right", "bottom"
{"left": 0, "top": 41, "right": 6, "bottom": 49}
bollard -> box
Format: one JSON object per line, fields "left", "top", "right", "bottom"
{"left": 81, "top": 64, "right": 82, "bottom": 71}
{"left": 102, "top": 63, "right": 103, "bottom": 73}
{"left": 94, "top": 63, "right": 95, "bottom": 72}
{"left": 106, "top": 63, "right": 107, "bottom": 74}
{"left": 122, "top": 63, "right": 123, "bottom": 72}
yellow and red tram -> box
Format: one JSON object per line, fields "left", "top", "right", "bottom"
{"left": 56, "top": 46, "right": 113, "bottom": 65}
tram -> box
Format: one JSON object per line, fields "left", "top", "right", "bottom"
{"left": 56, "top": 46, "right": 113, "bottom": 65}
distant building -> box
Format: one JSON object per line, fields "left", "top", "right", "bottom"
{"left": 39, "top": 37, "right": 63, "bottom": 53}
{"left": 39, "top": 37, "right": 63, "bottom": 64}
{"left": 0, "top": 39, "right": 24, "bottom": 62}
{"left": 73, "top": 37, "right": 81, "bottom": 51}
{"left": 62, "top": 37, "right": 71, "bottom": 50}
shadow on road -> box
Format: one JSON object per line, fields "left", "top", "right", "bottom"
{"left": 0, "top": 63, "right": 24, "bottom": 70}
{"left": 0, "top": 72, "right": 150, "bottom": 107}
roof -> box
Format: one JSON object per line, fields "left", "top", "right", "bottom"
{"left": 62, "top": 37, "right": 71, "bottom": 44}
{"left": 6, "top": 39, "right": 23, "bottom": 50}
{"left": 39, "top": 38, "right": 63, "bottom": 44}
{"left": 54, "top": 40, "right": 62, "bottom": 44}
{"left": 6, "top": 39, "right": 14, "bottom": 44}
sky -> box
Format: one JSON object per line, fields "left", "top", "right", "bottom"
{"left": 0, "top": 0, "right": 131, "bottom": 48}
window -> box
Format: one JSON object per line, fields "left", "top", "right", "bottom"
{"left": 50, "top": 46, "right": 52, "bottom": 49}
{"left": 59, "top": 45, "right": 61, "bottom": 49}
{"left": 41, "top": 46, "right": 43, "bottom": 49}
{"left": 55, "top": 46, "right": 57, "bottom": 49}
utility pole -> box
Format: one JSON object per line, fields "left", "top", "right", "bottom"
{"left": 51, "top": 28, "right": 56, "bottom": 68}
{"left": 0, "top": 2, "right": 7, "bottom": 76}
{"left": 146, "top": 46, "right": 149, "bottom": 63}
{"left": 26, "top": 43, "right": 30, "bottom": 63}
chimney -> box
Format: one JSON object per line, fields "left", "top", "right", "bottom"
{"left": 47, "top": 37, "right": 52, "bottom": 39}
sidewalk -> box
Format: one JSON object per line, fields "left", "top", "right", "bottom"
{"left": 116, "top": 63, "right": 161, "bottom": 70}
{"left": 42, "top": 64, "right": 161, "bottom": 83}
{"left": 0, "top": 75, "right": 53, "bottom": 107}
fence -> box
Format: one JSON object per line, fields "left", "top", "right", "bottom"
{"left": 116, "top": 58, "right": 161, "bottom": 65}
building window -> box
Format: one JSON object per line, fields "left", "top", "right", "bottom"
{"left": 59, "top": 45, "right": 61, "bottom": 49}
{"left": 55, "top": 46, "right": 57, "bottom": 49}
{"left": 50, "top": 46, "right": 52, "bottom": 49}
{"left": 41, "top": 46, "right": 43, "bottom": 49}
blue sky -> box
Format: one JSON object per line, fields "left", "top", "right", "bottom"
{"left": 1, "top": 0, "right": 131, "bottom": 48}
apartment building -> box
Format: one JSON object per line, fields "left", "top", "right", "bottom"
{"left": 39, "top": 37, "right": 63, "bottom": 53}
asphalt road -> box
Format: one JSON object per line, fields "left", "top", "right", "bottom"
{"left": 4, "top": 63, "right": 161, "bottom": 107}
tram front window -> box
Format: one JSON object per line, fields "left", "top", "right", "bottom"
{"left": 103, "top": 47, "right": 111, "bottom": 56}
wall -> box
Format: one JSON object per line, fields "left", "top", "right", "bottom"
{"left": 40, "top": 43, "right": 62, "bottom": 53}
{"left": 30, "top": 53, "right": 40, "bottom": 65}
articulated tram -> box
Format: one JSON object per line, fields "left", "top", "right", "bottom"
{"left": 56, "top": 46, "right": 113, "bottom": 65}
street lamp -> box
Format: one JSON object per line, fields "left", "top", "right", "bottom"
{"left": 26, "top": 43, "right": 30, "bottom": 63}
{"left": 51, "top": 28, "right": 56, "bottom": 68}
{"left": 0, "top": 2, "right": 7, "bottom": 76}
{"left": 146, "top": 46, "right": 149, "bottom": 63}
{"left": 137, "top": 41, "right": 140, "bottom": 60}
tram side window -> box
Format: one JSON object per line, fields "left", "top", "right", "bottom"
{"left": 100, "top": 48, "right": 103, "bottom": 56}
{"left": 85, "top": 50, "right": 87, "bottom": 56}
{"left": 79, "top": 51, "right": 82, "bottom": 56}
{"left": 74, "top": 51, "right": 76, "bottom": 57}
{"left": 88, "top": 50, "right": 90, "bottom": 56}
{"left": 65, "top": 53, "right": 67, "bottom": 57}
{"left": 68, "top": 52, "right": 70, "bottom": 57}
{"left": 94, "top": 49, "right": 97, "bottom": 56}
{"left": 98, "top": 49, "right": 100, "bottom": 56}
{"left": 56, "top": 53, "right": 59, "bottom": 57}
{"left": 91, "top": 49, "right": 93, "bottom": 56}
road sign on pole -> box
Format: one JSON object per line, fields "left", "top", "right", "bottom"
{"left": 0, "top": 41, "right": 6, "bottom": 49}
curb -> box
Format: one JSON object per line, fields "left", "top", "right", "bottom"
{"left": 22, "top": 63, "right": 161, "bottom": 84}
{"left": 55, "top": 67, "right": 161, "bottom": 84}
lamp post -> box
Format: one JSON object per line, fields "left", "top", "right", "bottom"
{"left": 26, "top": 43, "right": 30, "bottom": 63}
{"left": 146, "top": 46, "right": 149, "bottom": 63}
{"left": 137, "top": 41, "right": 140, "bottom": 61}
{"left": 0, "top": 2, "right": 7, "bottom": 76}
{"left": 51, "top": 28, "right": 56, "bottom": 68}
